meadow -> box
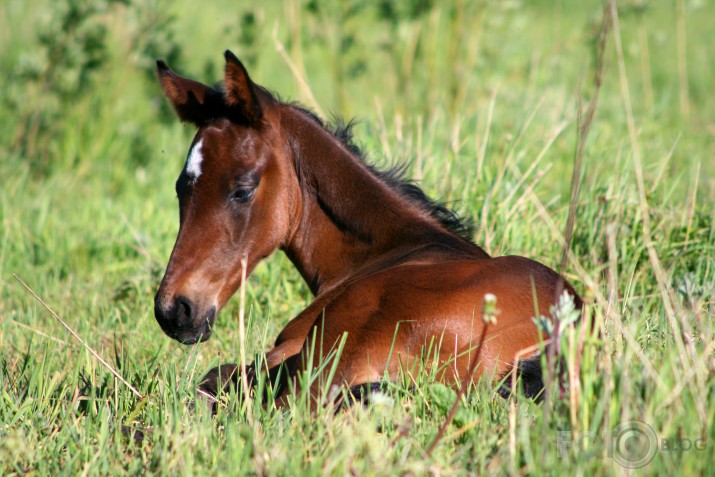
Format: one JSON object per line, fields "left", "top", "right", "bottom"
{"left": 1, "top": 0, "right": 714, "bottom": 475}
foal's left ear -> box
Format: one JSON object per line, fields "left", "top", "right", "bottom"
{"left": 223, "top": 50, "right": 263, "bottom": 126}
{"left": 156, "top": 60, "right": 223, "bottom": 125}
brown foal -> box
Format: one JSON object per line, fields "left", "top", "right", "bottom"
{"left": 153, "top": 51, "right": 581, "bottom": 407}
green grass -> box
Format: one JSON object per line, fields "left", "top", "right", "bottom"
{"left": 1, "top": 0, "right": 714, "bottom": 475}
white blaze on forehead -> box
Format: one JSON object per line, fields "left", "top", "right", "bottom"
{"left": 185, "top": 139, "right": 204, "bottom": 179}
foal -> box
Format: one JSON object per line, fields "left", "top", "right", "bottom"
{"left": 153, "top": 51, "right": 581, "bottom": 407}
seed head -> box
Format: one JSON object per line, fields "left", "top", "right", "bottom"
{"left": 482, "top": 293, "right": 498, "bottom": 325}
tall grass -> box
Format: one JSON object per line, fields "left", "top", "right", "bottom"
{"left": 1, "top": 0, "right": 713, "bottom": 475}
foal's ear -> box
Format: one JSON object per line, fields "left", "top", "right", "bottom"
{"left": 156, "top": 60, "right": 221, "bottom": 125}
{"left": 223, "top": 50, "right": 263, "bottom": 126}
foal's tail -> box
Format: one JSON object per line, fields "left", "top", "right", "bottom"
{"left": 497, "top": 353, "right": 545, "bottom": 401}
{"left": 497, "top": 280, "right": 587, "bottom": 401}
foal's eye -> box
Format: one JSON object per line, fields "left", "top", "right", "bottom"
{"left": 231, "top": 186, "right": 255, "bottom": 203}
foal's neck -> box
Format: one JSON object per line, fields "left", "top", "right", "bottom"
{"left": 280, "top": 108, "right": 484, "bottom": 296}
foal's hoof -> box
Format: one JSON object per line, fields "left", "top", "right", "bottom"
{"left": 197, "top": 364, "right": 241, "bottom": 413}
{"left": 199, "top": 364, "right": 239, "bottom": 396}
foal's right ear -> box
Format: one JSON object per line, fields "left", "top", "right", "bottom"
{"left": 156, "top": 60, "right": 222, "bottom": 125}
{"left": 223, "top": 51, "right": 263, "bottom": 126}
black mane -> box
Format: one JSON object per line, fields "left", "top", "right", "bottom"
{"left": 219, "top": 81, "right": 475, "bottom": 242}
{"left": 294, "top": 106, "right": 475, "bottom": 242}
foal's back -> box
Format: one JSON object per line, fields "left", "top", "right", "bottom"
{"left": 264, "top": 250, "right": 580, "bottom": 399}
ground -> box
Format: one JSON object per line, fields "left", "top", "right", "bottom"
{"left": 0, "top": 0, "right": 713, "bottom": 475}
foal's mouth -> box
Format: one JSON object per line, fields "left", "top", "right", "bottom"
{"left": 176, "top": 330, "right": 212, "bottom": 345}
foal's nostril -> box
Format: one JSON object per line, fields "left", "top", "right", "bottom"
{"left": 175, "top": 295, "right": 194, "bottom": 325}
{"left": 155, "top": 292, "right": 214, "bottom": 344}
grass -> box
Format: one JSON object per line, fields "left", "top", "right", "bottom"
{"left": 1, "top": 0, "right": 714, "bottom": 475}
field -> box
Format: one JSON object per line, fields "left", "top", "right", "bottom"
{"left": 1, "top": 0, "right": 714, "bottom": 475}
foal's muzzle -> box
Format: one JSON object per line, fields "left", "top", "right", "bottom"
{"left": 154, "top": 293, "right": 216, "bottom": 345}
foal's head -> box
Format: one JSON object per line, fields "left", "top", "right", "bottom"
{"left": 154, "top": 51, "right": 298, "bottom": 344}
